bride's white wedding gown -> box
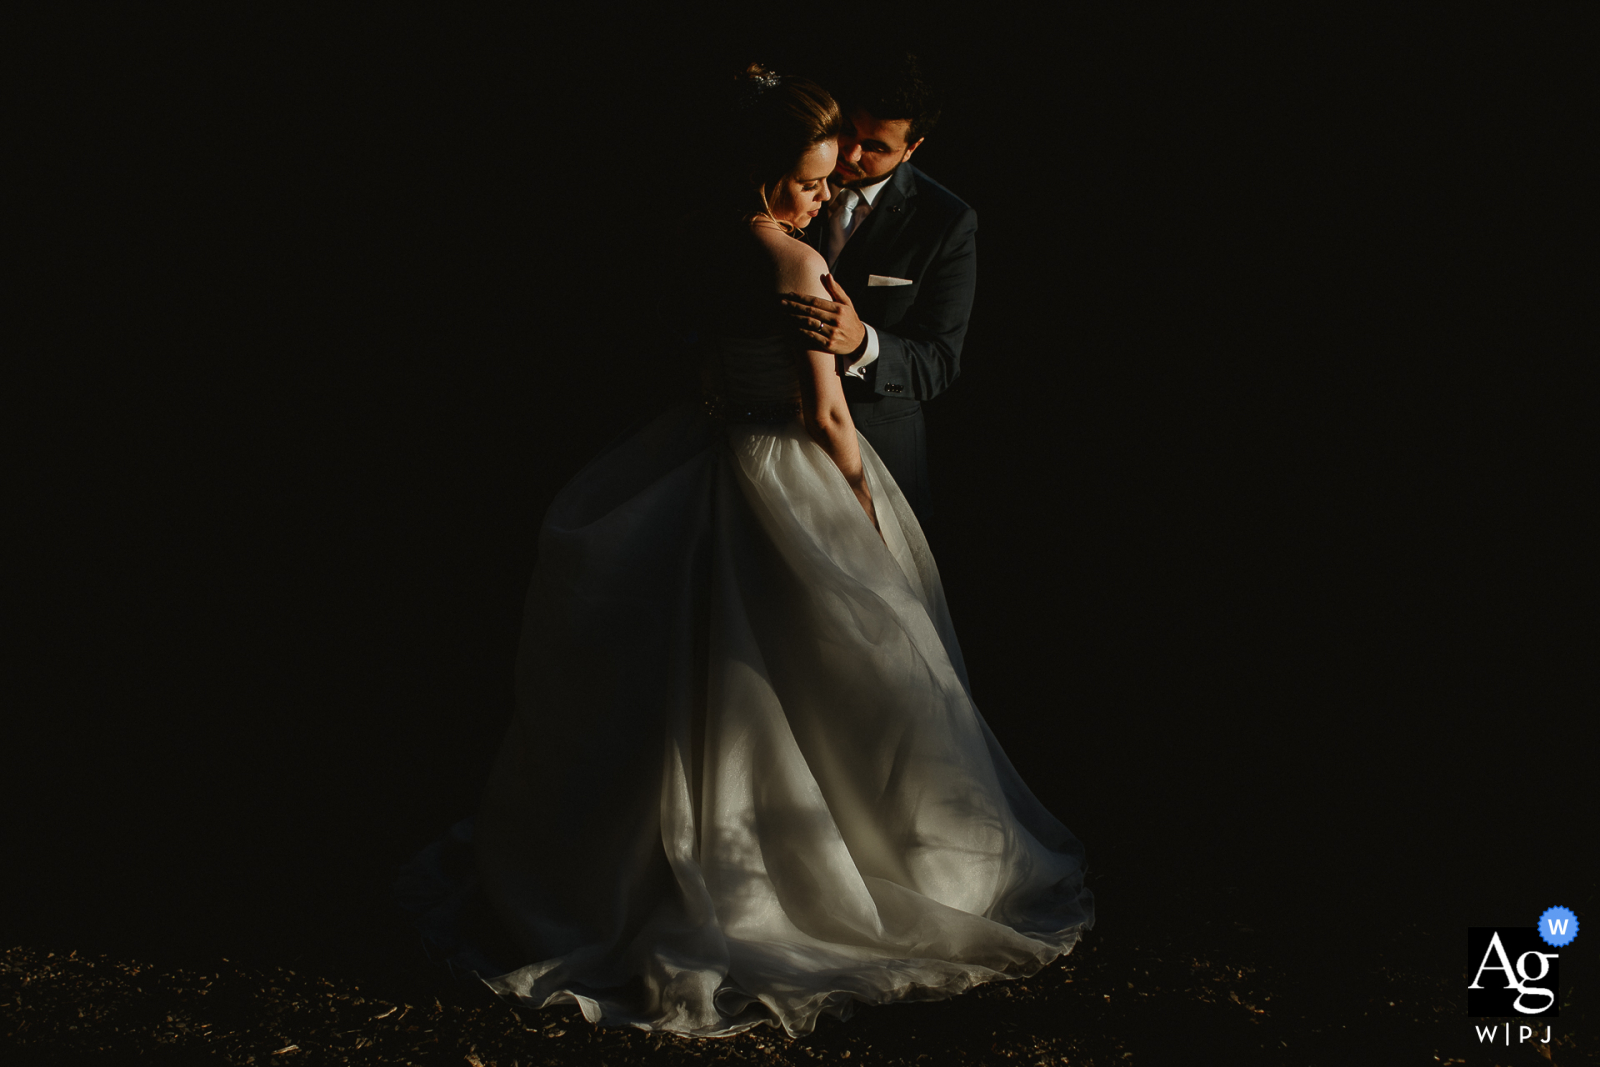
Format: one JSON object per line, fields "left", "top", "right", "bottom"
{"left": 437, "top": 332, "right": 1091, "bottom": 1037}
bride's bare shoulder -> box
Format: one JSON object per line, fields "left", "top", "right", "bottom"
{"left": 747, "top": 220, "right": 828, "bottom": 297}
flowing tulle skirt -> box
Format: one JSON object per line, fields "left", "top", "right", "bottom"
{"left": 425, "top": 404, "right": 1091, "bottom": 1037}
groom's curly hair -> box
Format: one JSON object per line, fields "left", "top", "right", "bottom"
{"left": 837, "top": 52, "right": 941, "bottom": 144}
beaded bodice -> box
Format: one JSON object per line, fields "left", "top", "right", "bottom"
{"left": 700, "top": 334, "right": 802, "bottom": 424}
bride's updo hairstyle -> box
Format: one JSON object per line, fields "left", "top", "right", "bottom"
{"left": 729, "top": 63, "right": 841, "bottom": 232}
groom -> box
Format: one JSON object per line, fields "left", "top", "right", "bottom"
{"left": 781, "top": 53, "right": 977, "bottom": 532}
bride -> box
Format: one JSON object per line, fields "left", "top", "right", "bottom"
{"left": 406, "top": 65, "right": 1093, "bottom": 1039}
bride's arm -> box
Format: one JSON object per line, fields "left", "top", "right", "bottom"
{"left": 799, "top": 344, "right": 879, "bottom": 533}
{"left": 770, "top": 236, "right": 879, "bottom": 533}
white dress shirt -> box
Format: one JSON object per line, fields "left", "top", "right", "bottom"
{"left": 823, "top": 176, "right": 892, "bottom": 379}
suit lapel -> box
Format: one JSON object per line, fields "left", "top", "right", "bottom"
{"left": 833, "top": 165, "right": 919, "bottom": 280}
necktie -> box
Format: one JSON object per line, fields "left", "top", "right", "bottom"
{"left": 826, "top": 188, "right": 864, "bottom": 268}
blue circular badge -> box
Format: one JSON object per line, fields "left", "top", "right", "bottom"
{"left": 1538, "top": 906, "right": 1579, "bottom": 948}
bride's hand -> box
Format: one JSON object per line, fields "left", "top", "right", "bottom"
{"left": 847, "top": 474, "right": 883, "bottom": 542}
{"left": 781, "top": 273, "right": 866, "bottom": 356}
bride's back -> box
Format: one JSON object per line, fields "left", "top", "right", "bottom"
{"left": 693, "top": 220, "right": 810, "bottom": 339}
{"left": 693, "top": 220, "right": 827, "bottom": 416}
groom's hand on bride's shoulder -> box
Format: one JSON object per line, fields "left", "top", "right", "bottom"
{"left": 781, "top": 274, "right": 867, "bottom": 357}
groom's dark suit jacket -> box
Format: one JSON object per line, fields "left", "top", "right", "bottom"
{"left": 804, "top": 163, "right": 977, "bottom": 529}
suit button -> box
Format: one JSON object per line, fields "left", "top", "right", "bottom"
{"left": 885, "top": 383, "right": 903, "bottom": 394}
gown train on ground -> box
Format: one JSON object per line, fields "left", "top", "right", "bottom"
{"left": 395, "top": 391, "right": 1094, "bottom": 1037}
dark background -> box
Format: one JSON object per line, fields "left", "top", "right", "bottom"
{"left": 10, "top": 5, "right": 1591, "bottom": 1051}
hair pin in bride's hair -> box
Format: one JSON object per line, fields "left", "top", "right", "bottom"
{"left": 734, "top": 67, "right": 783, "bottom": 112}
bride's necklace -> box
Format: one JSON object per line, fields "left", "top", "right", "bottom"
{"left": 751, "top": 213, "right": 802, "bottom": 240}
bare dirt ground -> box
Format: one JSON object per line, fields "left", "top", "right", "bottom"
{"left": 5, "top": 886, "right": 1586, "bottom": 1066}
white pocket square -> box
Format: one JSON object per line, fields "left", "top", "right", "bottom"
{"left": 867, "top": 275, "right": 914, "bottom": 287}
